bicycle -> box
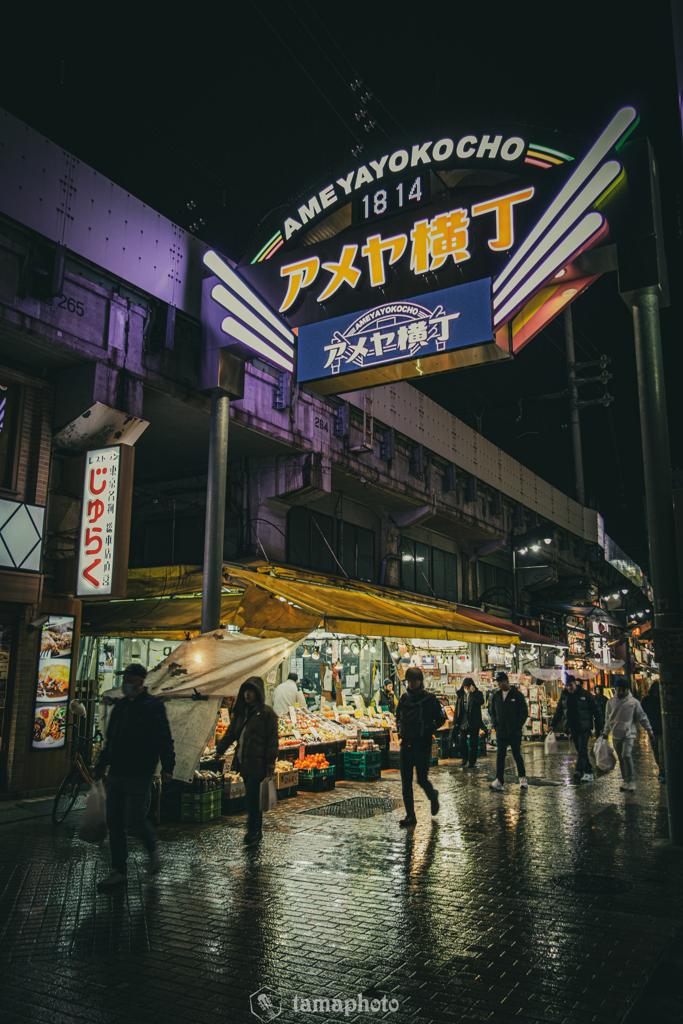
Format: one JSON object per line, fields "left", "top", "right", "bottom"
{"left": 52, "top": 714, "right": 94, "bottom": 825}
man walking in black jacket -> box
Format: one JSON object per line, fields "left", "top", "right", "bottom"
{"left": 94, "top": 664, "right": 175, "bottom": 892}
{"left": 489, "top": 672, "right": 529, "bottom": 790}
{"left": 549, "top": 675, "right": 603, "bottom": 783}
{"left": 458, "top": 679, "right": 485, "bottom": 768}
{"left": 395, "top": 667, "right": 446, "bottom": 827}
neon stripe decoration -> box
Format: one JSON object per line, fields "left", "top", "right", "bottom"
{"left": 529, "top": 143, "right": 574, "bottom": 161}
{"left": 493, "top": 212, "right": 604, "bottom": 326}
{"left": 203, "top": 250, "right": 295, "bottom": 344}
{"left": 203, "top": 249, "right": 296, "bottom": 373}
{"left": 525, "top": 156, "right": 553, "bottom": 169}
{"left": 252, "top": 230, "right": 282, "bottom": 264}
{"left": 493, "top": 160, "right": 621, "bottom": 311}
{"left": 494, "top": 106, "right": 637, "bottom": 295}
{"left": 264, "top": 238, "right": 284, "bottom": 259}
{"left": 527, "top": 150, "right": 563, "bottom": 165}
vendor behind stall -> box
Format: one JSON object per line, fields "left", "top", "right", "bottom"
{"left": 273, "top": 672, "right": 305, "bottom": 716}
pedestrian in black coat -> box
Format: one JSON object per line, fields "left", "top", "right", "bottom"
{"left": 550, "top": 676, "right": 603, "bottom": 783}
{"left": 395, "top": 667, "right": 446, "bottom": 827}
{"left": 458, "top": 680, "right": 485, "bottom": 768}
{"left": 94, "top": 664, "right": 175, "bottom": 892}
{"left": 489, "top": 671, "right": 529, "bottom": 790}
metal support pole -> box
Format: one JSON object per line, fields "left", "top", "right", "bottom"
{"left": 632, "top": 286, "right": 683, "bottom": 845}
{"left": 565, "top": 306, "right": 586, "bottom": 506}
{"left": 201, "top": 389, "right": 230, "bottom": 634}
{"left": 511, "top": 546, "right": 519, "bottom": 672}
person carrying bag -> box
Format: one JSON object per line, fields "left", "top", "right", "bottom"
{"left": 217, "top": 676, "right": 278, "bottom": 846}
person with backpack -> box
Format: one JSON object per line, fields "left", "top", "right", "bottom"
{"left": 549, "top": 675, "right": 604, "bottom": 783}
{"left": 603, "top": 676, "right": 655, "bottom": 792}
{"left": 395, "top": 666, "right": 446, "bottom": 827}
{"left": 489, "top": 671, "right": 529, "bottom": 790}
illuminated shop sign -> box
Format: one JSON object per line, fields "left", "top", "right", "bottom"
{"left": 201, "top": 108, "right": 640, "bottom": 392}
{"left": 297, "top": 278, "right": 493, "bottom": 390}
{"left": 32, "top": 615, "right": 74, "bottom": 750}
{"left": 76, "top": 447, "right": 122, "bottom": 597}
{"left": 279, "top": 133, "right": 529, "bottom": 243}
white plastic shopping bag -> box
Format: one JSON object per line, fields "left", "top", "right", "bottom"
{"left": 593, "top": 735, "right": 617, "bottom": 772}
{"left": 259, "top": 777, "right": 277, "bottom": 812}
{"left": 78, "top": 780, "right": 108, "bottom": 843}
{"left": 544, "top": 731, "right": 558, "bottom": 755}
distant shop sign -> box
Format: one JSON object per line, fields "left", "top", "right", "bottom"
{"left": 76, "top": 445, "right": 134, "bottom": 599}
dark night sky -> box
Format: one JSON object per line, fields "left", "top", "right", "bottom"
{"left": 2, "top": 2, "right": 682, "bottom": 573}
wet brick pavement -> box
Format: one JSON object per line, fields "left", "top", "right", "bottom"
{"left": 1, "top": 734, "right": 681, "bottom": 1024}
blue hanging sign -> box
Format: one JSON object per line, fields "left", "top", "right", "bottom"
{"left": 296, "top": 277, "right": 493, "bottom": 386}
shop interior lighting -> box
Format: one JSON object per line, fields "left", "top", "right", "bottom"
{"left": 343, "top": 644, "right": 351, "bottom": 654}
{"left": 531, "top": 543, "right": 541, "bottom": 551}
{"left": 370, "top": 644, "right": 376, "bottom": 653}
{"left": 621, "top": 588, "right": 629, "bottom": 595}
{"left": 518, "top": 546, "right": 528, "bottom": 554}
{"left": 312, "top": 650, "right": 319, "bottom": 660}
{"left": 544, "top": 537, "right": 552, "bottom": 544}
{"left": 326, "top": 645, "right": 333, "bottom": 654}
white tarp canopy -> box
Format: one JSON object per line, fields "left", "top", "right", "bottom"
{"left": 144, "top": 630, "right": 299, "bottom": 782}
{"left": 528, "top": 667, "right": 564, "bottom": 680}
{"left": 590, "top": 659, "right": 625, "bottom": 671}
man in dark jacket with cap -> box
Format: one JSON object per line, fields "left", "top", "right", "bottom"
{"left": 217, "top": 676, "right": 278, "bottom": 845}
{"left": 395, "top": 667, "right": 446, "bottom": 827}
{"left": 95, "top": 664, "right": 175, "bottom": 892}
{"left": 550, "top": 675, "right": 603, "bottom": 783}
{"left": 489, "top": 671, "right": 529, "bottom": 790}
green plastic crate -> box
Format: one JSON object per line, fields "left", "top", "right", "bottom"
{"left": 180, "top": 804, "right": 221, "bottom": 822}
{"left": 344, "top": 750, "right": 381, "bottom": 769}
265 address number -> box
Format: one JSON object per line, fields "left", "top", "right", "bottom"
{"left": 56, "top": 295, "right": 85, "bottom": 316}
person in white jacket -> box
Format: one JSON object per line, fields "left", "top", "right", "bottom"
{"left": 272, "top": 673, "right": 305, "bottom": 716}
{"left": 603, "top": 676, "right": 655, "bottom": 792}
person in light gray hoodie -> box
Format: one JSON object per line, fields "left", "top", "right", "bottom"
{"left": 603, "top": 676, "right": 655, "bottom": 792}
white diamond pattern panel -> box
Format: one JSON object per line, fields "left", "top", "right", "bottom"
{"left": 0, "top": 499, "right": 45, "bottom": 571}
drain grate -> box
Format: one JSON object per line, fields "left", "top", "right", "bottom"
{"left": 552, "top": 873, "right": 633, "bottom": 895}
{"left": 300, "top": 796, "right": 403, "bottom": 819}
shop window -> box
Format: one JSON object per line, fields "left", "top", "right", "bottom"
{"left": 287, "top": 506, "right": 334, "bottom": 573}
{"left": 401, "top": 538, "right": 431, "bottom": 596}
{"left": 0, "top": 380, "right": 22, "bottom": 492}
{"left": 341, "top": 521, "right": 375, "bottom": 582}
{"left": 432, "top": 547, "right": 458, "bottom": 602}
{"left": 402, "top": 539, "right": 458, "bottom": 600}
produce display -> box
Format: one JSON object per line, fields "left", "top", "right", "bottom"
{"left": 293, "top": 753, "right": 330, "bottom": 770}
{"left": 274, "top": 759, "right": 295, "bottom": 773}
{"left": 278, "top": 708, "right": 396, "bottom": 750}
{"left": 345, "top": 738, "right": 379, "bottom": 752}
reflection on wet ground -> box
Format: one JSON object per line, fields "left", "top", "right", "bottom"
{"left": 0, "top": 735, "right": 680, "bottom": 1023}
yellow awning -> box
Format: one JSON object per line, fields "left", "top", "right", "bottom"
{"left": 81, "top": 594, "right": 243, "bottom": 640}
{"left": 82, "top": 561, "right": 519, "bottom": 645}
{"left": 224, "top": 564, "right": 519, "bottom": 644}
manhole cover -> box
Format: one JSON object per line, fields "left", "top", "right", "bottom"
{"left": 300, "top": 797, "right": 403, "bottom": 819}
{"left": 552, "top": 873, "right": 633, "bottom": 894}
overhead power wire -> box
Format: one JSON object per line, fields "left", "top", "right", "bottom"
{"left": 300, "top": 0, "right": 409, "bottom": 137}
{"left": 282, "top": 0, "right": 393, "bottom": 142}
{"left": 249, "top": 0, "right": 360, "bottom": 142}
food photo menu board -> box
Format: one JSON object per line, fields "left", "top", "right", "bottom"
{"left": 32, "top": 616, "right": 74, "bottom": 749}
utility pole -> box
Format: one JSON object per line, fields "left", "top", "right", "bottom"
{"left": 631, "top": 286, "right": 683, "bottom": 845}
{"left": 201, "top": 390, "right": 230, "bottom": 633}
{"left": 565, "top": 306, "right": 586, "bottom": 507}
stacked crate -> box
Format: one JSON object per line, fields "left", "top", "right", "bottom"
{"left": 344, "top": 750, "right": 381, "bottom": 781}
